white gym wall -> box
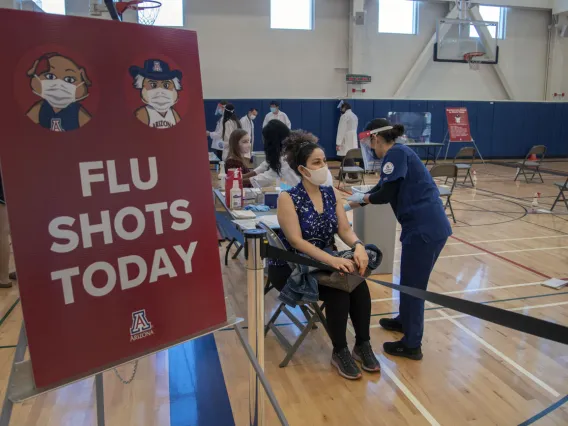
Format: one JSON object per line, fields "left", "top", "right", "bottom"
{"left": 2, "top": 0, "right": 568, "bottom": 101}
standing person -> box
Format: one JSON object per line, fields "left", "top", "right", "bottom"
{"left": 208, "top": 100, "right": 227, "bottom": 160}
{"left": 262, "top": 101, "right": 291, "bottom": 129}
{"left": 225, "top": 129, "right": 253, "bottom": 188}
{"left": 347, "top": 118, "right": 452, "bottom": 361}
{"left": 336, "top": 101, "right": 359, "bottom": 179}
{"left": 207, "top": 103, "right": 241, "bottom": 161}
{"left": 268, "top": 131, "right": 380, "bottom": 380}
{"left": 248, "top": 121, "right": 333, "bottom": 187}
{"left": 240, "top": 108, "right": 258, "bottom": 159}
{"left": 0, "top": 173, "right": 12, "bottom": 288}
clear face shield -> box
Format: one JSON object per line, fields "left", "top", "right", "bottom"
{"left": 358, "top": 126, "right": 393, "bottom": 149}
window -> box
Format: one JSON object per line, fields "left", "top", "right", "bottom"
{"left": 378, "top": 0, "right": 418, "bottom": 35}
{"left": 140, "top": 0, "right": 183, "bottom": 27}
{"left": 271, "top": 0, "right": 313, "bottom": 30}
{"left": 40, "top": 0, "right": 65, "bottom": 15}
{"left": 470, "top": 6, "right": 506, "bottom": 39}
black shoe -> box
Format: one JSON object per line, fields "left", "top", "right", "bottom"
{"left": 352, "top": 341, "right": 380, "bottom": 373}
{"left": 0, "top": 282, "right": 12, "bottom": 289}
{"left": 383, "top": 340, "right": 423, "bottom": 360}
{"left": 8, "top": 272, "right": 16, "bottom": 281}
{"left": 331, "top": 347, "right": 362, "bottom": 380}
{"left": 379, "top": 317, "right": 403, "bottom": 333}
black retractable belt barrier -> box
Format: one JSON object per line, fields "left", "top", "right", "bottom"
{"left": 262, "top": 242, "right": 568, "bottom": 346}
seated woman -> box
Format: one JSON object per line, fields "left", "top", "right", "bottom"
{"left": 225, "top": 129, "right": 253, "bottom": 188}
{"left": 247, "top": 120, "right": 334, "bottom": 187}
{"left": 268, "top": 130, "right": 380, "bottom": 380}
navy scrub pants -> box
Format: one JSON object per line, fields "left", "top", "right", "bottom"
{"left": 395, "top": 236, "right": 447, "bottom": 348}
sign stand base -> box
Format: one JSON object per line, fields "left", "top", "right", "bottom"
{"left": 0, "top": 306, "right": 288, "bottom": 426}
{"left": 443, "top": 131, "right": 485, "bottom": 164}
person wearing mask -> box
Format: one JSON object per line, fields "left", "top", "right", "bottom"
{"left": 262, "top": 101, "right": 291, "bottom": 129}
{"left": 268, "top": 131, "right": 380, "bottom": 380}
{"left": 208, "top": 100, "right": 227, "bottom": 160}
{"left": 240, "top": 108, "right": 257, "bottom": 159}
{"left": 336, "top": 101, "right": 359, "bottom": 179}
{"left": 347, "top": 118, "right": 452, "bottom": 361}
{"left": 248, "top": 120, "right": 333, "bottom": 187}
{"left": 207, "top": 103, "right": 241, "bottom": 161}
{"left": 225, "top": 129, "right": 253, "bottom": 188}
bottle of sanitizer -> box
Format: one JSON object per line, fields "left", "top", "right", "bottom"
{"left": 230, "top": 179, "right": 242, "bottom": 210}
{"left": 218, "top": 162, "right": 226, "bottom": 189}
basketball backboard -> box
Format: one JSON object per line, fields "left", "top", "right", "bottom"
{"left": 434, "top": 18, "right": 499, "bottom": 64}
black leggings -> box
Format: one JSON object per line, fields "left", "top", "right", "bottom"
{"left": 268, "top": 265, "right": 371, "bottom": 352}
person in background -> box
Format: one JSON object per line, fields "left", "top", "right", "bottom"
{"left": 240, "top": 108, "right": 257, "bottom": 159}
{"left": 347, "top": 118, "right": 452, "bottom": 361}
{"left": 336, "top": 101, "right": 359, "bottom": 179}
{"left": 0, "top": 173, "right": 12, "bottom": 288}
{"left": 208, "top": 100, "right": 227, "bottom": 160}
{"left": 268, "top": 131, "right": 380, "bottom": 380}
{"left": 248, "top": 121, "right": 333, "bottom": 187}
{"left": 225, "top": 129, "right": 253, "bottom": 188}
{"left": 262, "top": 101, "right": 291, "bottom": 129}
{"left": 207, "top": 103, "right": 241, "bottom": 161}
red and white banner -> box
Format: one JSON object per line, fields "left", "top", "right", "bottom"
{"left": 0, "top": 10, "right": 226, "bottom": 389}
{"left": 446, "top": 107, "right": 472, "bottom": 142}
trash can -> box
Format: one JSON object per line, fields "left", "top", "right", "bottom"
{"left": 351, "top": 185, "right": 397, "bottom": 274}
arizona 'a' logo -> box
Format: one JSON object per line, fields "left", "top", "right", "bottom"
{"left": 130, "top": 309, "right": 154, "bottom": 342}
{"left": 51, "top": 118, "right": 64, "bottom": 132}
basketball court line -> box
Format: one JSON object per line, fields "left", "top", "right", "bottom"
{"left": 435, "top": 309, "right": 561, "bottom": 398}
{"left": 518, "top": 394, "right": 568, "bottom": 426}
{"left": 444, "top": 235, "right": 568, "bottom": 246}
{"left": 371, "top": 281, "right": 543, "bottom": 303}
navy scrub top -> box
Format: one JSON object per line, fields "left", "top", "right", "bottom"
{"left": 379, "top": 144, "right": 452, "bottom": 244}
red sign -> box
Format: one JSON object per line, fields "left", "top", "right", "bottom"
{"left": 0, "top": 10, "right": 226, "bottom": 388}
{"left": 446, "top": 107, "right": 472, "bottom": 142}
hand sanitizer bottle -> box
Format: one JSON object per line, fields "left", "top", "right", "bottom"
{"left": 230, "top": 179, "right": 242, "bottom": 210}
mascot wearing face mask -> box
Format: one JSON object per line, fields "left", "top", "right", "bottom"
{"left": 129, "top": 59, "right": 183, "bottom": 129}
{"left": 26, "top": 53, "right": 92, "bottom": 132}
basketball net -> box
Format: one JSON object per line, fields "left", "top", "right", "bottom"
{"left": 464, "top": 52, "right": 484, "bottom": 71}
{"left": 136, "top": 1, "right": 160, "bottom": 25}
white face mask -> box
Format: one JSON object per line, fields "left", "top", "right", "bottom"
{"left": 34, "top": 75, "right": 85, "bottom": 109}
{"left": 301, "top": 165, "right": 328, "bottom": 186}
{"left": 143, "top": 88, "right": 177, "bottom": 113}
{"left": 250, "top": 114, "right": 257, "bottom": 121}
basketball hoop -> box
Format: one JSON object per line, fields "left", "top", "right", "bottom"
{"left": 114, "top": 0, "right": 161, "bottom": 25}
{"left": 464, "top": 52, "right": 485, "bottom": 71}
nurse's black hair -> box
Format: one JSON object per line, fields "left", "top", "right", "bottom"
{"left": 284, "top": 130, "right": 321, "bottom": 176}
{"left": 365, "top": 118, "right": 405, "bottom": 143}
{"left": 262, "top": 120, "right": 290, "bottom": 176}
{"left": 222, "top": 103, "right": 241, "bottom": 139}
{"left": 341, "top": 102, "right": 352, "bottom": 111}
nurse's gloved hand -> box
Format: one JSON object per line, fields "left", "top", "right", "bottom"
{"left": 347, "top": 192, "right": 366, "bottom": 204}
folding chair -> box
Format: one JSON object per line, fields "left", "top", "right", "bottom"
{"left": 258, "top": 222, "right": 330, "bottom": 368}
{"left": 514, "top": 145, "right": 546, "bottom": 183}
{"left": 447, "top": 147, "right": 475, "bottom": 186}
{"left": 337, "top": 148, "right": 365, "bottom": 190}
{"left": 215, "top": 212, "right": 244, "bottom": 265}
{"left": 551, "top": 177, "right": 568, "bottom": 211}
{"left": 430, "top": 164, "right": 458, "bottom": 224}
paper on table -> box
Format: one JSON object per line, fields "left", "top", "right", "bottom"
{"left": 232, "top": 210, "right": 256, "bottom": 219}
{"left": 232, "top": 219, "right": 258, "bottom": 231}
{"left": 258, "top": 215, "right": 279, "bottom": 228}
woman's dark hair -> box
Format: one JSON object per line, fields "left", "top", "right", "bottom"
{"left": 222, "top": 103, "right": 241, "bottom": 139}
{"left": 283, "top": 130, "right": 321, "bottom": 176}
{"left": 262, "top": 120, "right": 290, "bottom": 176}
{"left": 365, "top": 118, "right": 404, "bottom": 143}
{"left": 227, "top": 129, "right": 249, "bottom": 164}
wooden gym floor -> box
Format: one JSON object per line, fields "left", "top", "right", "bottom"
{"left": 0, "top": 160, "right": 567, "bottom": 425}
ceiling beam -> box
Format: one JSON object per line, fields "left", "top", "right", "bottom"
{"left": 421, "top": 0, "right": 552, "bottom": 10}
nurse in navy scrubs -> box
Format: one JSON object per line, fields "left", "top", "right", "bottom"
{"left": 348, "top": 118, "right": 452, "bottom": 360}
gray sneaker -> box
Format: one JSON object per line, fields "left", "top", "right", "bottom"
{"left": 353, "top": 341, "right": 381, "bottom": 373}
{"left": 331, "top": 347, "right": 362, "bottom": 380}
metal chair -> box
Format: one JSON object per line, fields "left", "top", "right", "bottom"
{"left": 551, "top": 177, "right": 568, "bottom": 211}
{"left": 216, "top": 212, "right": 244, "bottom": 265}
{"left": 430, "top": 164, "right": 458, "bottom": 224}
{"left": 515, "top": 145, "right": 547, "bottom": 183}
{"left": 258, "top": 222, "right": 330, "bottom": 368}
{"left": 337, "top": 148, "right": 365, "bottom": 189}
{"left": 447, "top": 147, "right": 475, "bottom": 186}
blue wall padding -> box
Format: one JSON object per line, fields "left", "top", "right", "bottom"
{"left": 204, "top": 99, "right": 568, "bottom": 159}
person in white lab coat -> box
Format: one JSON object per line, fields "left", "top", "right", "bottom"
{"left": 240, "top": 108, "right": 258, "bottom": 159}
{"left": 207, "top": 103, "right": 241, "bottom": 161}
{"left": 262, "top": 101, "right": 291, "bottom": 129}
{"left": 336, "top": 101, "right": 359, "bottom": 179}
{"left": 247, "top": 120, "right": 333, "bottom": 187}
{"left": 208, "top": 100, "right": 227, "bottom": 160}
